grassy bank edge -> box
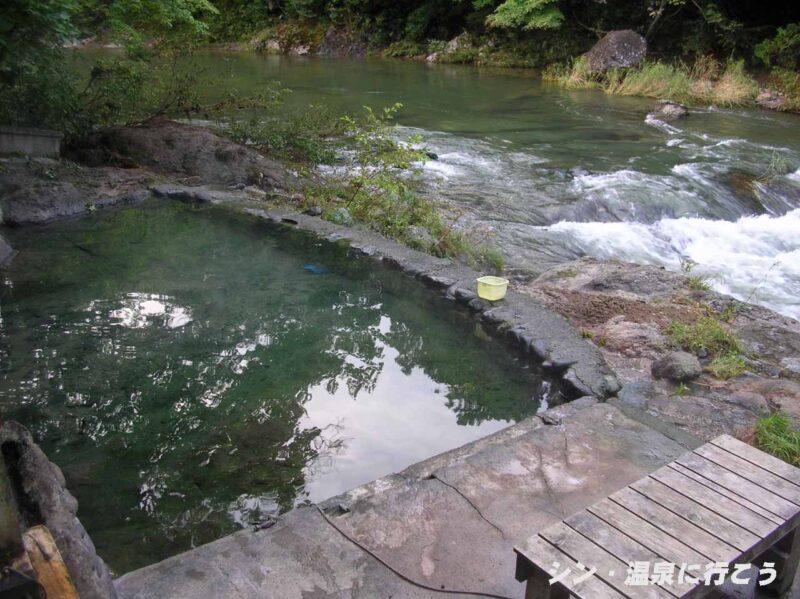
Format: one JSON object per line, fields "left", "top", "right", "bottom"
{"left": 543, "top": 56, "right": 800, "bottom": 111}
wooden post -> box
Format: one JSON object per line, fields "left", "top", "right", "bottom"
{"left": 22, "top": 526, "right": 79, "bottom": 599}
{"left": 766, "top": 527, "right": 800, "bottom": 596}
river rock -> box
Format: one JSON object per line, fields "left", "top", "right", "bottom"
{"left": 585, "top": 30, "right": 647, "bottom": 73}
{"left": 721, "top": 391, "right": 769, "bottom": 414}
{"left": 318, "top": 26, "right": 366, "bottom": 58}
{"left": 648, "top": 100, "right": 689, "bottom": 121}
{"left": 756, "top": 89, "right": 788, "bottom": 111}
{"left": 651, "top": 351, "right": 702, "bottom": 382}
{"left": 0, "top": 159, "right": 153, "bottom": 225}
{"left": 262, "top": 39, "right": 281, "bottom": 53}
{"left": 0, "top": 233, "right": 13, "bottom": 266}
{"left": 597, "top": 316, "right": 666, "bottom": 359}
{"left": 427, "top": 33, "right": 473, "bottom": 62}
{"left": 328, "top": 207, "right": 353, "bottom": 226}
{"left": 445, "top": 33, "right": 470, "bottom": 54}
{"left": 0, "top": 421, "right": 118, "bottom": 599}
{"left": 70, "top": 119, "right": 298, "bottom": 193}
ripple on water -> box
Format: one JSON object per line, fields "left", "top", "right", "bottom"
{"left": 92, "top": 293, "right": 193, "bottom": 329}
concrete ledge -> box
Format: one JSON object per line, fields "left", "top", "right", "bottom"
{"left": 242, "top": 206, "right": 620, "bottom": 401}
{"left": 115, "top": 402, "right": 685, "bottom": 598}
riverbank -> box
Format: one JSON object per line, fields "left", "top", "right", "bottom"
{"left": 544, "top": 57, "right": 799, "bottom": 113}
{"left": 230, "top": 23, "right": 800, "bottom": 113}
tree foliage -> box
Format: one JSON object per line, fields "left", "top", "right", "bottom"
{"left": 755, "top": 23, "right": 800, "bottom": 70}
{"left": 0, "top": 0, "right": 217, "bottom": 134}
{"left": 85, "top": 0, "right": 217, "bottom": 48}
{"left": 475, "top": 0, "right": 564, "bottom": 31}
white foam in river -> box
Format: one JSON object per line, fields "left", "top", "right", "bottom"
{"left": 546, "top": 209, "right": 800, "bottom": 320}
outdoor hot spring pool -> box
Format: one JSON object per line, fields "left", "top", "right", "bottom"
{"left": 0, "top": 202, "right": 550, "bottom": 573}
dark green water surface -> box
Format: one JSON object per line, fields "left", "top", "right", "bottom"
{"left": 0, "top": 202, "right": 546, "bottom": 573}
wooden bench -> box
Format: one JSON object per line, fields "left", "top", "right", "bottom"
{"left": 514, "top": 434, "right": 800, "bottom": 598}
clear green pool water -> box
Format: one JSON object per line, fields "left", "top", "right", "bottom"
{"left": 0, "top": 202, "right": 546, "bottom": 573}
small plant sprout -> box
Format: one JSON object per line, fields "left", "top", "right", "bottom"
{"left": 675, "top": 382, "right": 690, "bottom": 396}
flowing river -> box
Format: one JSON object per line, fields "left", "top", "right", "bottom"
{"left": 191, "top": 53, "right": 800, "bottom": 319}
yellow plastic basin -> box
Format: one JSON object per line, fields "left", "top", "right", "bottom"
{"left": 476, "top": 276, "right": 509, "bottom": 301}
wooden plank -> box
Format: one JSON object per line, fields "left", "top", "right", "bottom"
{"left": 675, "top": 453, "right": 799, "bottom": 520}
{"left": 610, "top": 487, "right": 739, "bottom": 563}
{"left": 632, "top": 476, "right": 760, "bottom": 552}
{"left": 516, "top": 534, "right": 626, "bottom": 599}
{"left": 651, "top": 466, "right": 777, "bottom": 538}
{"left": 711, "top": 435, "right": 800, "bottom": 487}
{"left": 668, "top": 463, "right": 783, "bottom": 525}
{"left": 588, "top": 498, "right": 708, "bottom": 568}
{"left": 22, "top": 526, "right": 79, "bottom": 599}
{"left": 541, "top": 521, "right": 672, "bottom": 599}
{"left": 694, "top": 444, "right": 800, "bottom": 505}
{"left": 566, "top": 512, "right": 690, "bottom": 598}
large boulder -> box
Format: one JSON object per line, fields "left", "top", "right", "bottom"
{"left": 69, "top": 120, "right": 299, "bottom": 193}
{"left": 585, "top": 30, "right": 647, "bottom": 72}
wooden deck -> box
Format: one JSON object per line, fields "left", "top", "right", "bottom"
{"left": 514, "top": 434, "right": 800, "bottom": 598}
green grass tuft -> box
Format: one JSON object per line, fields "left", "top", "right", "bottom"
{"left": 667, "top": 316, "right": 740, "bottom": 357}
{"left": 705, "top": 353, "right": 747, "bottom": 379}
{"left": 687, "top": 275, "right": 712, "bottom": 292}
{"left": 755, "top": 412, "right": 800, "bottom": 466}
{"left": 480, "top": 247, "right": 505, "bottom": 273}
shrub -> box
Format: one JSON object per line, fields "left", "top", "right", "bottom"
{"left": 755, "top": 24, "right": 800, "bottom": 70}
{"left": 437, "top": 47, "right": 479, "bottom": 64}
{"left": 754, "top": 412, "right": 800, "bottom": 466}
{"left": 427, "top": 40, "right": 447, "bottom": 54}
{"left": 767, "top": 68, "right": 800, "bottom": 111}
{"left": 383, "top": 41, "right": 426, "bottom": 58}
{"left": 300, "top": 103, "right": 502, "bottom": 267}
{"left": 226, "top": 99, "right": 343, "bottom": 165}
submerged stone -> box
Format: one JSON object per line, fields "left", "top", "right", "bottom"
{"left": 648, "top": 100, "right": 689, "bottom": 121}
